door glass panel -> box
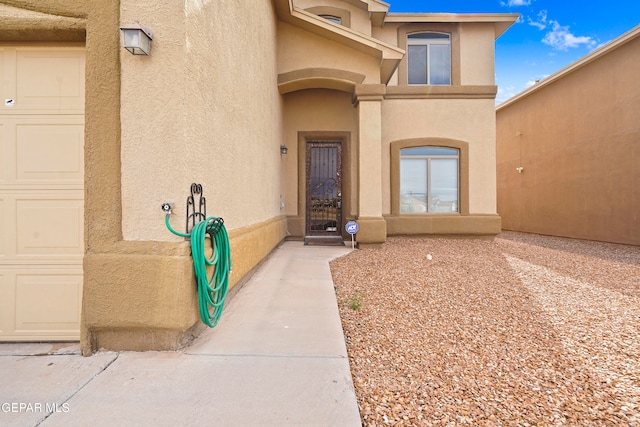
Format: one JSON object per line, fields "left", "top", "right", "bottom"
{"left": 309, "top": 146, "right": 339, "bottom": 232}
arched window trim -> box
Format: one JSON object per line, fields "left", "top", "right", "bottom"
{"left": 406, "top": 31, "right": 452, "bottom": 86}
{"left": 305, "top": 6, "right": 351, "bottom": 28}
{"left": 390, "top": 138, "right": 469, "bottom": 216}
{"left": 396, "top": 23, "right": 460, "bottom": 86}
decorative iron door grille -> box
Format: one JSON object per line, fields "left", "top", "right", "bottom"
{"left": 305, "top": 141, "right": 343, "bottom": 238}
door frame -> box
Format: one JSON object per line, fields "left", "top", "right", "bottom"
{"left": 294, "top": 131, "right": 351, "bottom": 241}
{"left": 304, "top": 140, "right": 343, "bottom": 243}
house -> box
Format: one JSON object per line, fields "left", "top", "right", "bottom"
{"left": 496, "top": 25, "right": 640, "bottom": 246}
{"left": 0, "top": 0, "right": 517, "bottom": 353}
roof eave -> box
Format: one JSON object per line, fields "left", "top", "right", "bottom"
{"left": 275, "top": 0, "right": 404, "bottom": 84}
{"left": 385, "top": 13, "right": 519, "bottom": 39}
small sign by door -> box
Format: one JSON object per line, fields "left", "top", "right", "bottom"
{"left": 345, "top": 221, "right": 358, "bottom": 250}
{"left": 345, "top": 221, "right": 359, "bottom": 235}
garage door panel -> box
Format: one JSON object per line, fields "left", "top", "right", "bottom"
{"left": 0, "top": 123, "right": 4, "bottom": 183}
{"left": 16, "top": 49, "right": 85, "bottom": 111}
{"left": 0, "top": 48, "right": 15, "bottom": 103}
{"left": 0, "top": 46, "right": 84, "bottom": 342}
{"left": 0, "top": 198, "right": 6, "bottom": 258}
{"left": 0, "top": 272, "right": 10, "bottom": 336}
{"left": 14, "top": 272, "right": 82, "bottom": 330}
{"left": 16, "top": 198, "right": 83, "bottom": 256}
{"left": 0, "top": 121, "right": 13, "bottom": 184}
{"left": 16, "top": 122, "right": 83, "bottom": 183}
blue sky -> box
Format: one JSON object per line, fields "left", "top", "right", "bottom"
{"left": 388, "top": 1, "right": 640, "bottom": 104}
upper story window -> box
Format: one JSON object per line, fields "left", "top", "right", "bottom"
{"left": 400, "top": 147, "right": 459, "bottom": 213}
{"left": 407, "top": 32, "right": 451, "bottom": 85}
{"left": 319, "top": 15, "right": 342, "bottom": 25}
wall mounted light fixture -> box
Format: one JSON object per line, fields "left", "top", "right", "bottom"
{"left": 280, "top": 144, "right": 288, "bottom": 155}
{"left": 120, "top": 22, "right": 154, "bottom": 55}
{"left": 516, "top": 166, "right": 524, "bottom": 173}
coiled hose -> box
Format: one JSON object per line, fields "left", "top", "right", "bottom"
{"left": 165, "top": 215, "right": 231, "bottom": 327}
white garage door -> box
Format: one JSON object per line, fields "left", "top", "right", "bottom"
{"left": 0, "top": 46, "right": 85, "bottom": 341}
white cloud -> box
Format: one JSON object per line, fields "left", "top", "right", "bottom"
{"left": 542, "top": 20, "right": 596, "bottom": 50}
{"left": 500, "top": 0, "right": 532, "bottom": 6}
{"left": 525, "top": 10, "right": 597, "bottom": 51}
{"left": 527, "top": 10, "right": 548, "bottom": 30}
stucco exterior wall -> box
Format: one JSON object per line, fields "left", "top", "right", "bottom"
{"left": 295, "top": 0, "right": 373, "bottom": 36}
{"left": 459, "top": 23, "right": 496, "bottom": 86}
{"left": 121, "top": 0, "right": 283, "bottom": 240}
{"left": 80, "top": 0, "right": 286, "bottom": 353}
{"left": 496, "top": 31, "right": 640, "bottom": 245}
{"left": 278, "top": 21, "right": 381, "bottom": 84}
{"left": 383, "top": 99, "right": 498, "bottom": 215}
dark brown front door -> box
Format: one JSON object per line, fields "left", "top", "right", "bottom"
{"left": 305, "top": 141, "right": 343, "bottom": 243}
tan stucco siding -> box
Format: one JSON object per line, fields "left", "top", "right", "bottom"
{"left": 459, "top": 23, "right": 496, "bottom": 86}
{"left": 497, "top": 33, "right": 640, "bottom": 245}
{"left": 383, "top": 99, "right": 498, "bottom": 215}
{"left": 278, "top": 22, "right": 381, "bottom": 84}
{"left": 372, "top": 25, "right": 399, "bottom": 47}
{"left": 79, "top": 0, "right": 285, "bottom": 353}
{"left": 120, "top": 0, "right": 283, "bottom": 241}
{"left": 295, "top": 0, "right": 372, "bottom": 35}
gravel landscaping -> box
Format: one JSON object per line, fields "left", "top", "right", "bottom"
{"left": 330, "top": 232, "right": 640, "bottom": 426}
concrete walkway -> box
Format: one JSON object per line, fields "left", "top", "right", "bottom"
{"left": 0, "top": 241, "right": 360, "bottom": 427}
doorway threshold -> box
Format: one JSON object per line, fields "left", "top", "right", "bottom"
{"left": 304, "top": 236, "right": 346, "bottom": 246}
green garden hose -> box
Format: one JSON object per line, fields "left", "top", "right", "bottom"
{"left": 165, "top": 214, "right": 232, "bottom": 327}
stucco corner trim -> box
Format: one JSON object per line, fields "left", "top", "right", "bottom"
{"left": 386, "top": 85, "right": 497, "bottom": 100}
{"left": 353, "top": 83, "right": 387, "bottom": 105}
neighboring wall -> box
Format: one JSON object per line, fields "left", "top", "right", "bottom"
{"left": 496, "top": 28, "right": 640, "bottom": 245}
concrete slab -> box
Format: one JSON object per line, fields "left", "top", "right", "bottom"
{"left": 188, "top": 242, "right": 351, "bottom": 357}
{"left": 188, "top": 277, "right": 348, "bottom": 357}
{"left": 40, "top": 351, "right": 361, "bottom": 427}
{"left": 0, "top": 352, "right": 117, "bottom": 426}
{"left": 0, "top": 241, "right": 360, "bottom": 427}
{"left": 0, "top": 343, "right": 80, "bottom": 356}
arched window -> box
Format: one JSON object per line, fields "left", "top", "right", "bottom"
{"left": 407, "top": 32, "right": 451, "bottom": 85}
{"left": 400, "top": 147, "right": 459, "bottom": 213}
{"left": 319, "top": 15, "right": 342, "bottom": 25}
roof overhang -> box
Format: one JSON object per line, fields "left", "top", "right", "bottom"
{"left": 274, "top": 0, "right": 404, "bottom": 84}
{"left": 385, "top": 13, "right": 519, "bottom": 39}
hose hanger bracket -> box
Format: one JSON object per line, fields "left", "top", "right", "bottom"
{"left": 186, "top": 183, "right": 206, "bottom": 234}
{"left": 162, "top": 182, "right": 232, "bottom": 328}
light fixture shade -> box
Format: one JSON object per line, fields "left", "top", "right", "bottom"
{"left": 120, "top": 22, "right": 154, "bottom": 55}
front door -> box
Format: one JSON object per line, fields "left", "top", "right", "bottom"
{"left": 305, "top": 141, "right": 343, "bottom": 244}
